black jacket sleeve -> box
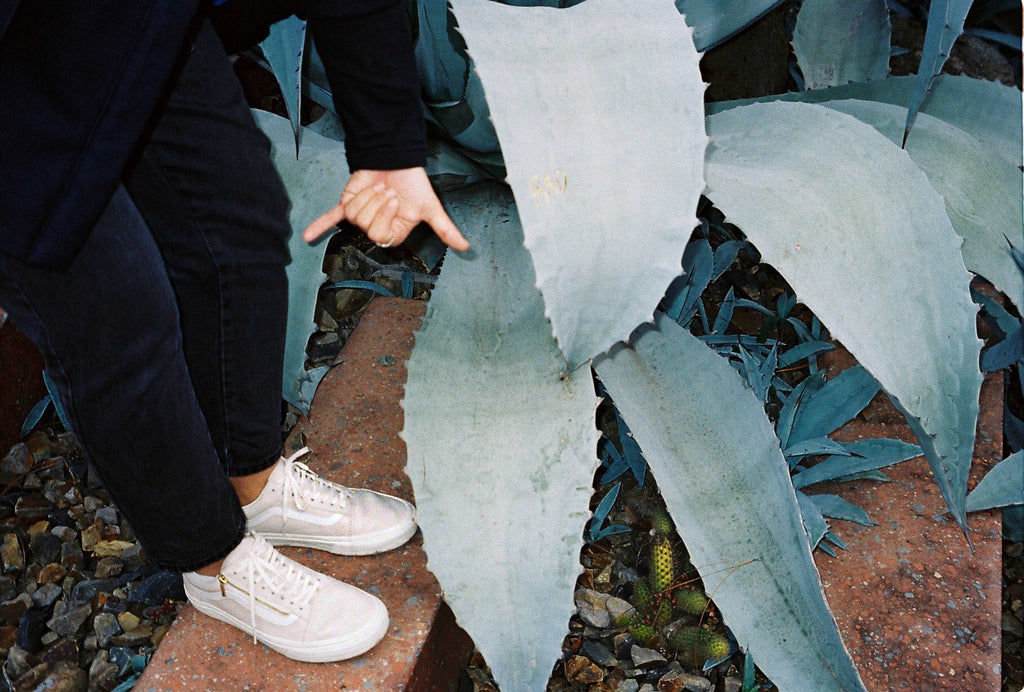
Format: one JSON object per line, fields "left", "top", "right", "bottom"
{"left": 306, "top": 2, "right": 426, "bottom": 171}
{"left": 211, "top": 0, "right": 426, "bottom": 171}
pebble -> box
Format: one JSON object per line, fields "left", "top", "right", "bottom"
{"left": 2, "top": 533, "right": 24, "bottom": 572}
{"left": 581, "top": 639, "right": 618, "bottom": 667}
{"left": 564, "top": 654, "right": 605, "bottom": 684}
{"left": 1, "top": 443, "right": 32, "bottom": 474}
{"left": 111, "top": 621, "right": 154, "bottom": 647}
{"left": 116, "top": 611, "right": 140, "bottom": 632}
{"left": 95, "top": 556, "right": 124, "bottom": 579}
{"left": 37, "top": 562, "right": 67, "bottom": 584}
{"left": 31, "top": 583, "right": 63, "bottom": 609}
{"left": 92, "top": 539, "right": 134, "bottom": 558}
{"left": 46, "top": 599, "right": 92, "bottom": 638}
{"left": 721, "top": 677, "right": 742, "bottom": 692}
{"left": 30, "top": 531, "right": 62, "bottom": 565}
{"left": 93, "top": 613, "right": 123, "bottom": 648}
{"left": 631, "top": 645, "right": 667, "bottom": 667}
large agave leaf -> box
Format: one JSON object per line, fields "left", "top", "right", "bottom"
{"left": 674, "top": 0, "right": 785, "bottom": 51}
{"left": 251, "top": 110, "right": 345, "bottom": 412}
{"left": 792, "top": 0, "right": 890, "bottom": 89}
{"left": 904, "top": 0, "right": 974, "bottom": 143}
{"left": 823, "top": 98, "right": 1024, "bottom": 311}
{"left": 594, "top": 313, "right": 866, "bottom": 692}
{"left": 450, "top": 0, "right": 706, "bottom": 367}
{"left": 704, "top": 101, "right": 983, "bottom": 537}
{"left": 259, "top": 16, "right": 307, "bottom": 152}
{"left": 402, "top": 183, "right": 598, "bottom": 692}
{"left": 709, "top": 74, "right": 1023, "bottom": 167}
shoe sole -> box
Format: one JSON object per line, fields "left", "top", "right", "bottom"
{"left": 257, "top": 519, "right": 418, "bottom": 556}
{"left": 184, "top": 583, "right": 389, "bottom": 663}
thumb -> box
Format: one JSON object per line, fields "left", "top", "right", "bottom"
{"left": 426, "top": 206, "right": 470, "bottom": 251}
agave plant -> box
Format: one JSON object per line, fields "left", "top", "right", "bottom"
{"left": 254, "top": 0, "right": 1022, "bottom": 689}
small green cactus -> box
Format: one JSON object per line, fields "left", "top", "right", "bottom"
{"left": 629, "top": 623, "right": 657, "bottom": 645}
{"left": 633, "top": 577, "right": 652, "bottom": 606}
{"left": 669, "top": 625, "right": 731, "bottom": 663}
{"left": 650, "top": 534, "right": 675, "bottom": 592}
{"left": 653, "top": 598, "right": 673, "bottom": 627}
{"left": 673, "top": 587, "right": 710, "bottom": 617}
{"left": 651, "top": 508, "right": 674, "bottom": 536}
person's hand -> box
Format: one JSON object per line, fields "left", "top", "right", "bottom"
{"left": 302, "top": 167, "right": 469, "bottom": 251}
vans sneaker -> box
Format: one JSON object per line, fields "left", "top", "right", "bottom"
{"left": 182, "top": 533, "right": 388, "bottom": 662}
{"left": 244, "top": 447, "right": 417, "bottom": 555}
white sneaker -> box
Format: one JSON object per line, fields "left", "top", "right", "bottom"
{"left": 243, "top": 447, "right": 417, "bottom": 555}
{"left": 182, "top": 534, "right": 388, "bottom": 662}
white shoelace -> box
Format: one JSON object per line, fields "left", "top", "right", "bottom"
{"left": 242, "top": 534, "right": 319, "bottom": 642}
{"left": 279, "top": 447, "right": 351, "bottom": 514}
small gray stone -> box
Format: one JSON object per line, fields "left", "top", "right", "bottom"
{"left": 576, "top": 601, "right": 612, "bottom": 628}
{"left": 111, "top": 622, "right": 153, "bottom": 648}
{"left": 119, "top": 543, "right": 144, "bottom": 572}
{"left": 51, "top": 526, "right": 76, "bottom": 542}
{"left": 3, "top": 644, "right": 35, "bottom": 679}
{"left": 31, "top": 583, "right": 62, "bottom": 609}
{"left": 630, "top": 644, "right": 667, "bottom": 667}
{"left": 29, "top": 532, "right": 62, "bottom": 566}
{"left": 82, "top": 496, "right": 104, "bottom": 513}
{"left": 94, "top": 557, "right": 123, "bottom": 579}
{"left": 92, "top": 613, "right": 122, "bottom": 648}
{"left": 46, "top": 599, "right": 92, "bottom": 638}
{"left": 59, "top": 540, "right": 84, "bottom": 571}
{"left": 1, "top": 444, "right": 32, "bottom": 474}
{"left": 94, "top": 506, "right": 118, "bottom": 526}
{"left": 616, "top": 680, "right": 640, "bottom": 692}
{"left": 722, "top": 677, "right": 743, "bottom": 692}
{"left": 88, "top": 651, "right": 119, "bottom": 690}
{"left": 605, "top": 595, "right": 633, "bottom": 622}
{"left": 70, "top": 578, "right": 118, "bottom": 603}
{"left": 575, "top": 588, "right": 612, "bottom": 628}
{"left": 580, "top": 639, "right": 618, "bottom": 667}
{"left": 659, "top": 668, "right": 713, "bottom": 692}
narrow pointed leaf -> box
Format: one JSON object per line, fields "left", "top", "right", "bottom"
{"left": 789, "top": 365, "right": 880, "bottom": 444}
{"left": 709, "top": 74, "right": 1022, "bottom": 167}
{"left": 674, "top": 0, "right": 785, "bottom": 51}
{"left": 824, "top": 99, "right": 1024, "bottom": 311}
{"left": 595, "top": 314, "right": 866, "bottom": 692}
{"left": 785, "top": 437, "right": 852, "bottom": 460}
{"left": 451, "top": 0, "right": 706, "bottom": 366}
{"left": 792, "top": 438, "right": 922, "bottom": 489}
{"left": 252, "top": 110, "right": 347, "bottom": 412}
{"left": 981, "top": 325, "right": 1024, "bottom": 372}
{"left": 797, "top": 490, "right": 831, "bottom": 550}
{"left": 792, "top": 0, "right": 890, "bottom": 89}
{"left": 705, "top": 101, "right": 983, "bottom": 536}
{"left": 403, "top": 183, "right": 598, "bottom": 692}
{"left": 806, "top": 493, "right": 874, "bottom": 526}
{"left": 966, "top": 450, "right": 1024, "bottom": 512}
{"left": 904, "top": 0, "right": 974, "bottom": 143}
{"left": 259, "top": 16, "right": 307, "bottom": 152}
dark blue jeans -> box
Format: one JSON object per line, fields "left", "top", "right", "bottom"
{"left": 0, "top": 22, "right": 292, "bottom": 571}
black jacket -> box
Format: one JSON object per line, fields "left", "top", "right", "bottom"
{"left": 0, "top": 0, "right": 424, "bottom": 269}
